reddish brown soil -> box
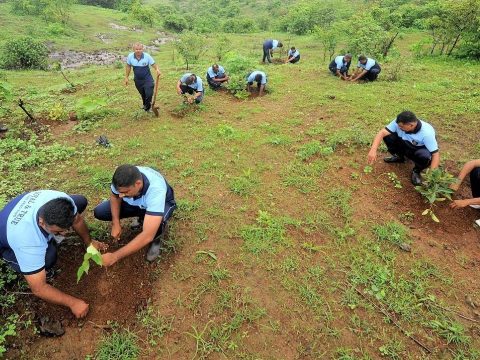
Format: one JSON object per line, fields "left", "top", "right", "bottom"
{"left": 6, "top": 229, "right": 155, "bottom": 360}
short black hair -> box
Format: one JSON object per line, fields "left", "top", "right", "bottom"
{"left": 278, "top": 42, "right": 283, "bottom": 47}
{"left": 39, "top": 198, "right": 75, "bottom": 229}
{"left": 396, "top": 111, "right": 418, "bottom": 124}
{"left": 112, "top": 164, "right": 142, "bottom": 188}
{"left": 254, "top": 73, "right": 263, "bottom": 82}
{"left": 185, "top": 74, "right": 196, "bottom": 85}
{"left": 358, "top": 55, "right": 367, "bottom": 62}
{"left": 290, "top": 46, "right": 296, "bottom": 50}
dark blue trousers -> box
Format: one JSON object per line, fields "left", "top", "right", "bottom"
{"left": 93, "top": 197, "right": 176, "bottom": 238}
{"left": 383, "top": 133, "right": 432, "bottom": 171}
{"left": 134, "top": 79, "right": 154, "bottom": 110}
{"left": 2, "top": 195, "right": 88, "bottom": 274}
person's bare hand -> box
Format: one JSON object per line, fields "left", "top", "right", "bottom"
{"left": 101, "top": 253, "right": 119, "bottom": 267}
{"left": 124, "top": 78, "right": 128, "bottom": 86}
{"left": 450, "top": 199, "right": 469, "bottom": 209}
{"left": 111, "top": 223, "right": 122, "bottom": 242}
{"left": 70, "top": 299, "right": 89, "bottom": 318}
{"left": 367, "top": 149, "right": 377, "bottom": 164}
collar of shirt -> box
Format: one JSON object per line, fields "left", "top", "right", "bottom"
{"left": 133, "top": 173, "right": 150, "bottom": 200}
{"left": 134, "top": 53, "right": 145, "bottom": 61}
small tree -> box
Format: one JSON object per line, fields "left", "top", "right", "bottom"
{"left": 174, "top": 31, "right": 207, "bottom": 69}
{"left": 313, "top": 26, "right": 339, "bottom": 62}
{"left": 213, "top": 34, "right": 233, "bottom": 62}
{"left": 130, "top": 0, "right": 156, "bottom": 27}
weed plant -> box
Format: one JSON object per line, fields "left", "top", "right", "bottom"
{"left": 95, "top": 327, "right": 139, "bottom": 360}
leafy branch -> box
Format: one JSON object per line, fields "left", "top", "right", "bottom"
{"left": 415, "top": 168, "right": 456, "bottom": 222}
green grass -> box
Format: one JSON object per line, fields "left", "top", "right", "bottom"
{"left": 1, "top": 7, "right": 480, "bottom": 358}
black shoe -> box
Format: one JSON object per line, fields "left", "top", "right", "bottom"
{"left": 146, "top": 223, "right": 168, "bottom": 262}
{"left": 384, "top": 154, "right": 405, "bottom": 163}
{"left": 0, "top": 124, "right": 8, "bottom": 132}
{"left": 411, "top": 170, "right": 423, "bottom": 186}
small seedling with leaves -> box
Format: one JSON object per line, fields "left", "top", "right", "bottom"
{"left": 415, "top": 168, "right": 456, "bottom": 222}
{"left": 387, "top": 172, "right": 402, "bottom": 189}
{"left": 77, "top": 244, "right": 103, "bottom": 283}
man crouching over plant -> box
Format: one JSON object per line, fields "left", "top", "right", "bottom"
{"left": 94, "top": 164, "right": 176, "bottom": 266}
{"left": 0, "top": 190, "right": 108, "bottom": 318}
{"left": 367, "top": 111, "right": 440, "bottom": 186}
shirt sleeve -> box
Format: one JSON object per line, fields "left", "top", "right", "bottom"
{"left": 385, "top": 119, "right": 398, "bottom": 133}
{"left": 207, "top": 67, "right": 215, "bottom": 78}
{"left": 145, "top": 187, "right": 167, "bottom": 216}
{"left": 247, "top": 73, "right": 253, "bottom": 82}
{"left": 180, "top": 74, "right": 188, "bottom": 84}
{"left": 147, "top": 54, "right": 155, "bottom": 66}
{"left": 111, "top": 184, "right": 119, "bottom": 195}
{"left": 12, "top": 244, "right": 47, "bottom": 274}
{"left": 261, "top": 74, "right": 267, "bottom": 85}
{"left": 196, "top": 78, "right": 203, "bottom": 92}
{"left": 126, "top": 54, "right": 132, "bottom": 66}
{"left": 423, "top": 134, "right": 439, "bottom": 153}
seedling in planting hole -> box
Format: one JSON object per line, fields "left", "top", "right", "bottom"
{"left": 77, "top": 244, "right": 103, "bottom": 282}
{"left": 415, "top": 168, "right": 456, "bottom": 222}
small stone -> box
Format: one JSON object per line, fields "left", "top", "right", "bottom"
{"left": 466, "top": 295, "right": 476, "bottom": 309}
{"left": 399, "top": 243, "right": 411, "bottom": 252}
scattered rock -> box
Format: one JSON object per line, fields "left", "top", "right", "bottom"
{"left": 466, "top": 295, "right": 477, "bottom": 309}
{"left": 109, "top": 22, "right": 129, "bottom": 30}
{"left": 399, "top": 242, "right": 411, "bottom": 252}
{"left": 49, "top": 50, "right": 124, "bottom": 69}
{"left": 95, "top": 33, "right": 112, "bottom": 44}
{"left": 38, "top": 316, "right": 65, "bottom": 337}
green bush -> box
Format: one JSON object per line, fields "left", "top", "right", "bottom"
{"left": 163, "top": 13, "right": 190, "bottom": 32}
{"left": 0, "top": 37, "right": 48, "bottom": 70}
{"left": 222, "top": 18, "right": 257, "bottom": 33}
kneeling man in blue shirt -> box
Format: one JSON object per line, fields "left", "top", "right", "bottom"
{"left": 0, "top": 190, "right": 107, "bottom": 318}
{"left": 94, "top": 165, "right": 176, "bottom": 265}
{"left": 367, "top": 111, "right": 440, "bottom": 185}
{"left": 246, "top": 70, "right": 267, "bottom": 96}
{"left": 206, "top": 64, "right": 229, "bottom": 90}
{"left": 177, "top": 73, "right": 204, "bottom": 103}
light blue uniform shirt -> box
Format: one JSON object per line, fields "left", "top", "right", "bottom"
{"left": 247, "top": 71, "right": 267, "bottom": 85}
{"left": 111, "top": 166, "right": 169, "bottom": 216}
{"left": 357, "top": 58, "right": 376, "bottom": 71}
{"left": 180, "top": 73, "right": 204, "bottom": 92}
{"left": 207, "top": 65, "right": 226, "bottom": 79}
{"left": 386, "top": 119, "right": 439, "bottom": 153}
{"left": 334, "top": 55, "right": 348, "bottom": 69}
{"left": 1, "top": 191, "right": 77, "bottom": 274}
{"left": 126, "top": 52, "right": 155, "bottom": 81}
{"left": 288, "top": 49, "right": 300, "bottom": 58}
{"left": 272, "top": 40, "right": 279, "bottom": 49}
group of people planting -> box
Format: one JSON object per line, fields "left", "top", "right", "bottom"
{"left": 0, "top": 40, "right": 478, "bottom": 322}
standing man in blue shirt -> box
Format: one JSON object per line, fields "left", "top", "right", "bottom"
{"left": 262, "top": 39, "right": 283, "bottom": 63}
{"left": 177, "top": 73, "right": 204, "bottom": 103}
{"left": 94, "top": 165, "right": 176, "bottom": 265}
{"left": 246, "top": 70, "right": 267, "bottom": 96}
{"left": 206, "top": 64, "right": 229, "bottom": 90}
{"left": 350, "top": 55, "right": 381, "bottom": 82}
{"left": 0, "top": 190, "right": 107, "bottom": 318}
{"left": 367, "top": 111, "right": 440, "bottom": 185}
{"left": 329, "top": 54, "right": 352, "bottom": 80}
{"left": 285, "top": 47, "right": 300, "bottom": 64}
{"left": 125, "top": 43, "right": 161, "bottom": 112}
